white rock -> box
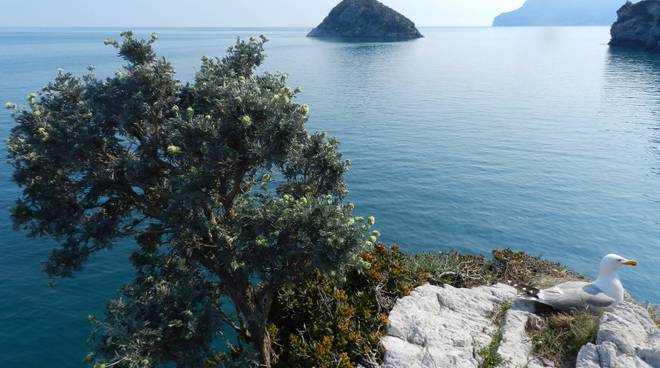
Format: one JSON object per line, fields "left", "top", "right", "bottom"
{"left": 381, "top": 283, "right": 519, "bottom": 368}
{"left": 576, "top": 344, "right": 601, "bottom": 368}
{"left": 576, "top": 302, "right": 660, "bottom": 368}
{"left": 526, "top": 358, "right": 555, "bottom": 368}
{"left": 497, "top": 302, "right": 537, "bottom": 368}
{"left": 381, "top": 284, "right": 658, "bottom": 368}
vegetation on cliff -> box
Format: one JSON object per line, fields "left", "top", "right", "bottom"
{"left": 268, "top": 246, "right": 585, "bottom": 368}
{"left": 528, "top": 310, "right": 600, "bottom": 367}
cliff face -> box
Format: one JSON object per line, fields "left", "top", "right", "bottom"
{"left": 307, "top": 0, "right": 422, "bottom": 41}
{"left": 610, "top": 0, "right": 660, "bottom": 51}
{"left": 493, "top": 0, "right": 626, "bottom": 27}
{"left": 383, "top": 283, "right": 660, "bottom": 368}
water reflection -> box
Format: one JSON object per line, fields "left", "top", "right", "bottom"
{"left": 604, "top": 48, "right": 660, "bottom": 174}
{"left": 605, "top": 48, "right": 660, "bottom": 93}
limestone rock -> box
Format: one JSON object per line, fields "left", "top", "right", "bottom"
{"left": 610, "top": 0, "right": 660, "bottom": 52}
{"left": 576, "top": 302, "right": 660, "bottom": 368}
{"left": 381, "top": 283, "right": 522, "bottom": 368}
{"left": 308, "top": 0, "right": 422, "bottom": 41}
{"left": 498, "top": 303, "right": 539, "bottom": 368}
{"left": 381, "top": 282, "right": 658, "bottom": 367}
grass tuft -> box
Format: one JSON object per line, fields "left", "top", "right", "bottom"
{"left": 527, "top": 309, "right": 600, "bottom": 367}
{"left": 402, "top": 251, "right": 498, "bottom": 288}
{"left": 649, "top": 306, "right": 660, "bottom": 328}
{"left": 491, "top": 249, "right": 584, "bottom": 289}
{"left": 479, "top": 328, "right": 506, "bottom": 368}
{"left": 478, "top": 302, "right": 511, "bottom": 368}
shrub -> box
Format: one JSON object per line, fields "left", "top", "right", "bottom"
{"left": 269, "top": 244, "right": 412, "bottom": 368}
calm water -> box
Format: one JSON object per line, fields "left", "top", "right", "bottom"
{"left": 1, "top": 27, "right": 660, "bottom": 366}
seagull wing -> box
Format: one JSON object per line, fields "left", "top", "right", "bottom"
{"left": 537, "top": 281, "right": 615, "bottom": 312}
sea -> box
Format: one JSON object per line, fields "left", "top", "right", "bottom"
{"left": 1, "top": 27, "right": 659, "bottom": 367}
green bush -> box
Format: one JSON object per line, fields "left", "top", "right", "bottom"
{"left": 269, "top": 244, "right": 412, "bottom": 368}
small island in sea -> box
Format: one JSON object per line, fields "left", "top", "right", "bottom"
{"left": 307, "top": 0, "right": 422, "bottom": 41}
{"left": 610, "top": 0, "right": 660, "bottom": 51}
{"left": 493, "top": 0, "right": 626, "bottom": 27}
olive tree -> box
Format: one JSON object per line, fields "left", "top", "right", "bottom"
{"left": 7, "top": 32, "right": 376, "bottom": 367}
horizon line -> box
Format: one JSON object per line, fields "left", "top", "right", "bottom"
{"left": 0, "top": 25, "right": 615, "bottom": 29}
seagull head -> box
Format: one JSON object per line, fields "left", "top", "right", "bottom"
{"left": 600, "top": 253, "right": 638, "bottom": 275}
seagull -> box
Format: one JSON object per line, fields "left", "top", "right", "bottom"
{"left": 519, "top": 254, "right": 638, "bottom": 312}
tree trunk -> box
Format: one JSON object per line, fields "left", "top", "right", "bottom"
{"left": 248, "top": 291, "right": 274, "bottom": 368}
{"left": 222, "top": 273, "right": 274, "bottom": 367}
{"left": 253, "top": 322, "right": 272, "bottom": 368}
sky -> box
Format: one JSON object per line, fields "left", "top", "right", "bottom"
{"left": 0, "top": 0, "right": 526, "bottom": 28}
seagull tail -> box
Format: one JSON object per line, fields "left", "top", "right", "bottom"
{"left": 505, "top": 280, "right": 541, "bottom": 298}
{"left": 506, "top": 280, "right": 557, "bottom": 314}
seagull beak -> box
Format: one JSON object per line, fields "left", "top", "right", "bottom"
{"left": 622, "top": 259, "right": 638, "bottom": 266}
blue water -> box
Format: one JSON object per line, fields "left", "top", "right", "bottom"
{"left": 1, "top": 27, "right": 660, "bottom": 366}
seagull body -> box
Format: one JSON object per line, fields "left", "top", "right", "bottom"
{"left": 525, "top": 254, "right": 637, "bottom": 312}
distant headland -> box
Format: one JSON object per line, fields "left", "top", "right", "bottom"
{"left": 307, "top": 0, "right": 422, "bottom": 42}
{"left": 493, "top": 0, "right": 627, "bottom": 27}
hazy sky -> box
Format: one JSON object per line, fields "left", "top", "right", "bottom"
{"left": 0, "top": 0, "right": 526, "bottom": 27}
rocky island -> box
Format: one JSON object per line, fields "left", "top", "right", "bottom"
{"left": 308, "top": 0, "right": 422, "bottom": 41}
{"left": 493, "top": 0, "right": 625, "bottom": 27}
{"left": 610, "top": 0, "right": 660, "bottom": 51}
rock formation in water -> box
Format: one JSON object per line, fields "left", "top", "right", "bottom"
{"left": 307, "top": 0, "right": 422, "bottom": 41}
{"left": 610, "top": 0, "right": 660, "bottom": 51}
{"left": 381, "top": 283, "right": 660, "bottom": 368}
{"left": 493, "top": 0, "right": 626, "bottom": 27}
